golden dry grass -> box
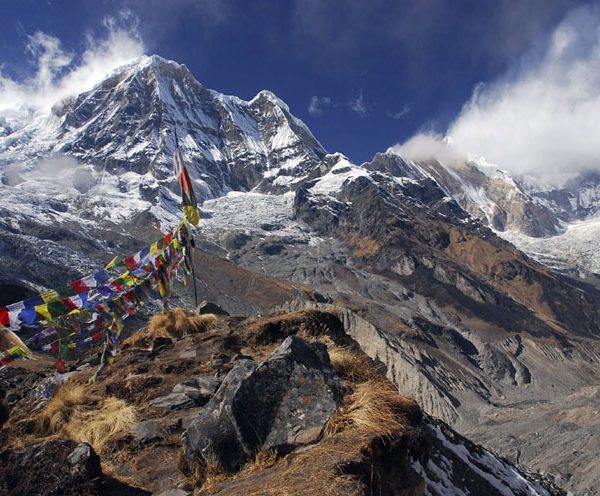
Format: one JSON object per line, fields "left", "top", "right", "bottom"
{"left": 324, "top": 344, "right": 418, "bottom": 439}
{"left": 147, "top": 308, "right": 217, "bottom": 339}
{"left": 67, "top": 396, "right": 136, "bottom": 451}
{"left": 37, "top": 384, "right": 92, "bottom": 434}
{"left": 327, "top": 380, "right": 416, "bottom": 438}
{"left": 188, "top": 449, "right": 228, "bottom": 492}
{"left": 34, "top": 383, "right": 136, "bottom": 453}
{"left": 120, "top": 331, "right": 151, "bottom": 349}
{"left": 327, "top": 345, "right": 378, "bottom": 383}
{"left": 240, "top": 448, "right": 279, "bottom": 475}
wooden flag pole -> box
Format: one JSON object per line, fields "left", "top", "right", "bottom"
{"left": 174, "top": 127, "right": 199, "bottom": 310}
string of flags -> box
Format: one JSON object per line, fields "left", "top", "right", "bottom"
{"left": 0, "top": 140, "right": 200, "bottom": 375}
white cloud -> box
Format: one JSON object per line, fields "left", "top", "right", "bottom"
{"left": 393, "top": 5, "right": 600, "bottom": 182}
{"left": 390, "top": 133, "right": 465, "bottom": 164}
{"left": 308, "top": 95, "right": 332, "bottom": 116}
{"left": 448, "top": 5, "right": 600, "bottom": 179}
{"left": 348, "top": 89, "right": 368, "bottom": 117}
{"left": 0, "top": 10, "right": 144, "bottom": 113}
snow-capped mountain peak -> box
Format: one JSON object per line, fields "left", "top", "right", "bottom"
{"left": 0, "top": 54, "right": 327, "bottom": 233}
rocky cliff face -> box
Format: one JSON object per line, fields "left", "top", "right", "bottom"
{"left": 0, "top": 55, "right": 326, "bottom": 235}
{"left": 365, "top": 151, "right": 563, "bottom": 237}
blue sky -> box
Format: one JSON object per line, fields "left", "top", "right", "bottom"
{"left": 0, "top": 0, "right": 597, "bottom": 172}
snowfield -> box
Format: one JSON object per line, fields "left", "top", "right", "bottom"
{"left": 500, "top": 216, "right": 600, "bottom": 275}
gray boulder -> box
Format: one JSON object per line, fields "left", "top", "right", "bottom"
{"left": 182, "top": 336, "right": 341, "bottom": 471}
{"left": 131, "top": 420, "right": 164, "bottom": 444}
{"left": 173, "top": 376, "right": 222, "bottom": 405}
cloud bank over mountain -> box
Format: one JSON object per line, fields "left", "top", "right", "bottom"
{"left": 395, "top": 5, "right": 600, "bottom": 181}
{"left": 0, "top": 10, "right": 144, "bottom": 113}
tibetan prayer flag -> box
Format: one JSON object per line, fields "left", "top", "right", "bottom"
{"left": 35, "top": 304, "right": 52, "bottom": 322}
{"left": 0, "top": 309, "right": 8, "bottom": 328}
{"left": 173, "top": 148, "right": 199, "bottom": 226}
{"left": 41, "top": 290, "right": 59, "bottom": 303}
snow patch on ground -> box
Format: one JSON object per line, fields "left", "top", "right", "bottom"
{"left": 411, "top": 424, "right": 552, "bottom": 496}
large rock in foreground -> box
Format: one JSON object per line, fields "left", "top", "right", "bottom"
{"left": 0, "top": 439, "right": 150, "bottom": 496}
{"left": 182, "top": 335, "right": 342, "bottom": 471}
{"left": 0, "top": 440, "right": 101, "bottom": 496}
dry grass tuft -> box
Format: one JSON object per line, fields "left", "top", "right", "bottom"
{"left": 189, "top": 450, "right": 228, "bottom": 492}
{"left": 121, "top": 331, "right": 151, "bottom": 349}
{"left": 323, "top": 344, "right": 418, "bottom": 440}
{"left": 37, "top": 384, "right": 95, "bottom": 434}
{"left": 327, "top": 345, "right": 378, "bottom": 383}
{"left": 34, "top": 383, "right": 136, "bottom": 453}
{"left": 327, "top": 379, "right": 416, "bottom": 438}
{"left": 67, "top": 396, "right": 137, "bottom": 451}
{"left": 147, "top": 308, "right": 217, "bottom": 339}
{"left": 241, "top": 448, "right": 279, "bottom": 475}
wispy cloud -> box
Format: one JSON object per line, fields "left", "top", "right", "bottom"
{"left": 0, "top": 10, "right": 144, "bottom": 113}
{"left": 391, "top": 133, "right": 464, "bottom": 164}
{"left": 393, "top": 4, "right": 600, "bottom": 182}
{"left": 348, "top": 89, "right": 368, "bottom": 117}
{"left": 308, "top": 95, "right": 333, "bottom": 116}
{"left": 290, "top": 0, "right": 579, "bottom": 79}
{"left": 388, "top": 104, "right": 410, "bottom": 120}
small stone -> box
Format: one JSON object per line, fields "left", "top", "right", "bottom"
{"left": 66, "top": 443, "right": 102, "bottom": 478}
{"left": 150, "top": 393, "right": 195, "bottom": 410}
{"left": 173, "top": 376, "right": 222, "bottom": 406}
{"left": 197, "top": 301, "right": 229, "bottom": 316}
{"left": 156, "top": 489, "right": 191, "bottom": 496}
{"left": 131, "top": 420, "right": 164, "bottom": 444}
{"left": 193, "top": 376, "right": 222, "bottom": 395}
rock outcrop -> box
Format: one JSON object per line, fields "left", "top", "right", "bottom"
{"left": 0, "top": 439, "right": 149, "bottom": 496}
{"left": 183, "top": 335, "right": 341, "bottom": 471}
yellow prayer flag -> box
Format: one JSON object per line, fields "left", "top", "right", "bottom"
{"left": 105, "top": 255, "right": 120, "bottom": 270}
{"left": 41, "top": 290, "right": 59, "bottom": 303}
{"left": 35, "top": 304, "right": 52, "bottom": 321}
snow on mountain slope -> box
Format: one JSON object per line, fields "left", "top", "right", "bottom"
{"left": 308, "top": 155, "right": 371, "bottom": 198}
{"left": 0, "top": 55, "right": 326, "bottom": 235}
{"left": 412, "top": 421, "right": 555, "bottom": 496}
{"left": 369, "top": 150, "right": 562, "bottom": 238}
{"left": 369, "top": 149, "right": 600, "bottom": 275}
{"left": 198, "top": 191, "right": 314, "bottom": 246}
{"left": 501, "top": 215, "right": 600, "bottom": 275}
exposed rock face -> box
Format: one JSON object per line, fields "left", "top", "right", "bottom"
{"left": 183, "top": 336, "right": 341, "bottom": 471}
{"left": 150, "top": 392, "right": 196, "bottom": 410}
{"left": 365, "top": 151, "right": 562, "bottom": 237}
{"left": 196, "top": 301, "right": 229, "bottom": 316}
{"left": 410, "top": 419, "right": 564, "bottom": 496}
